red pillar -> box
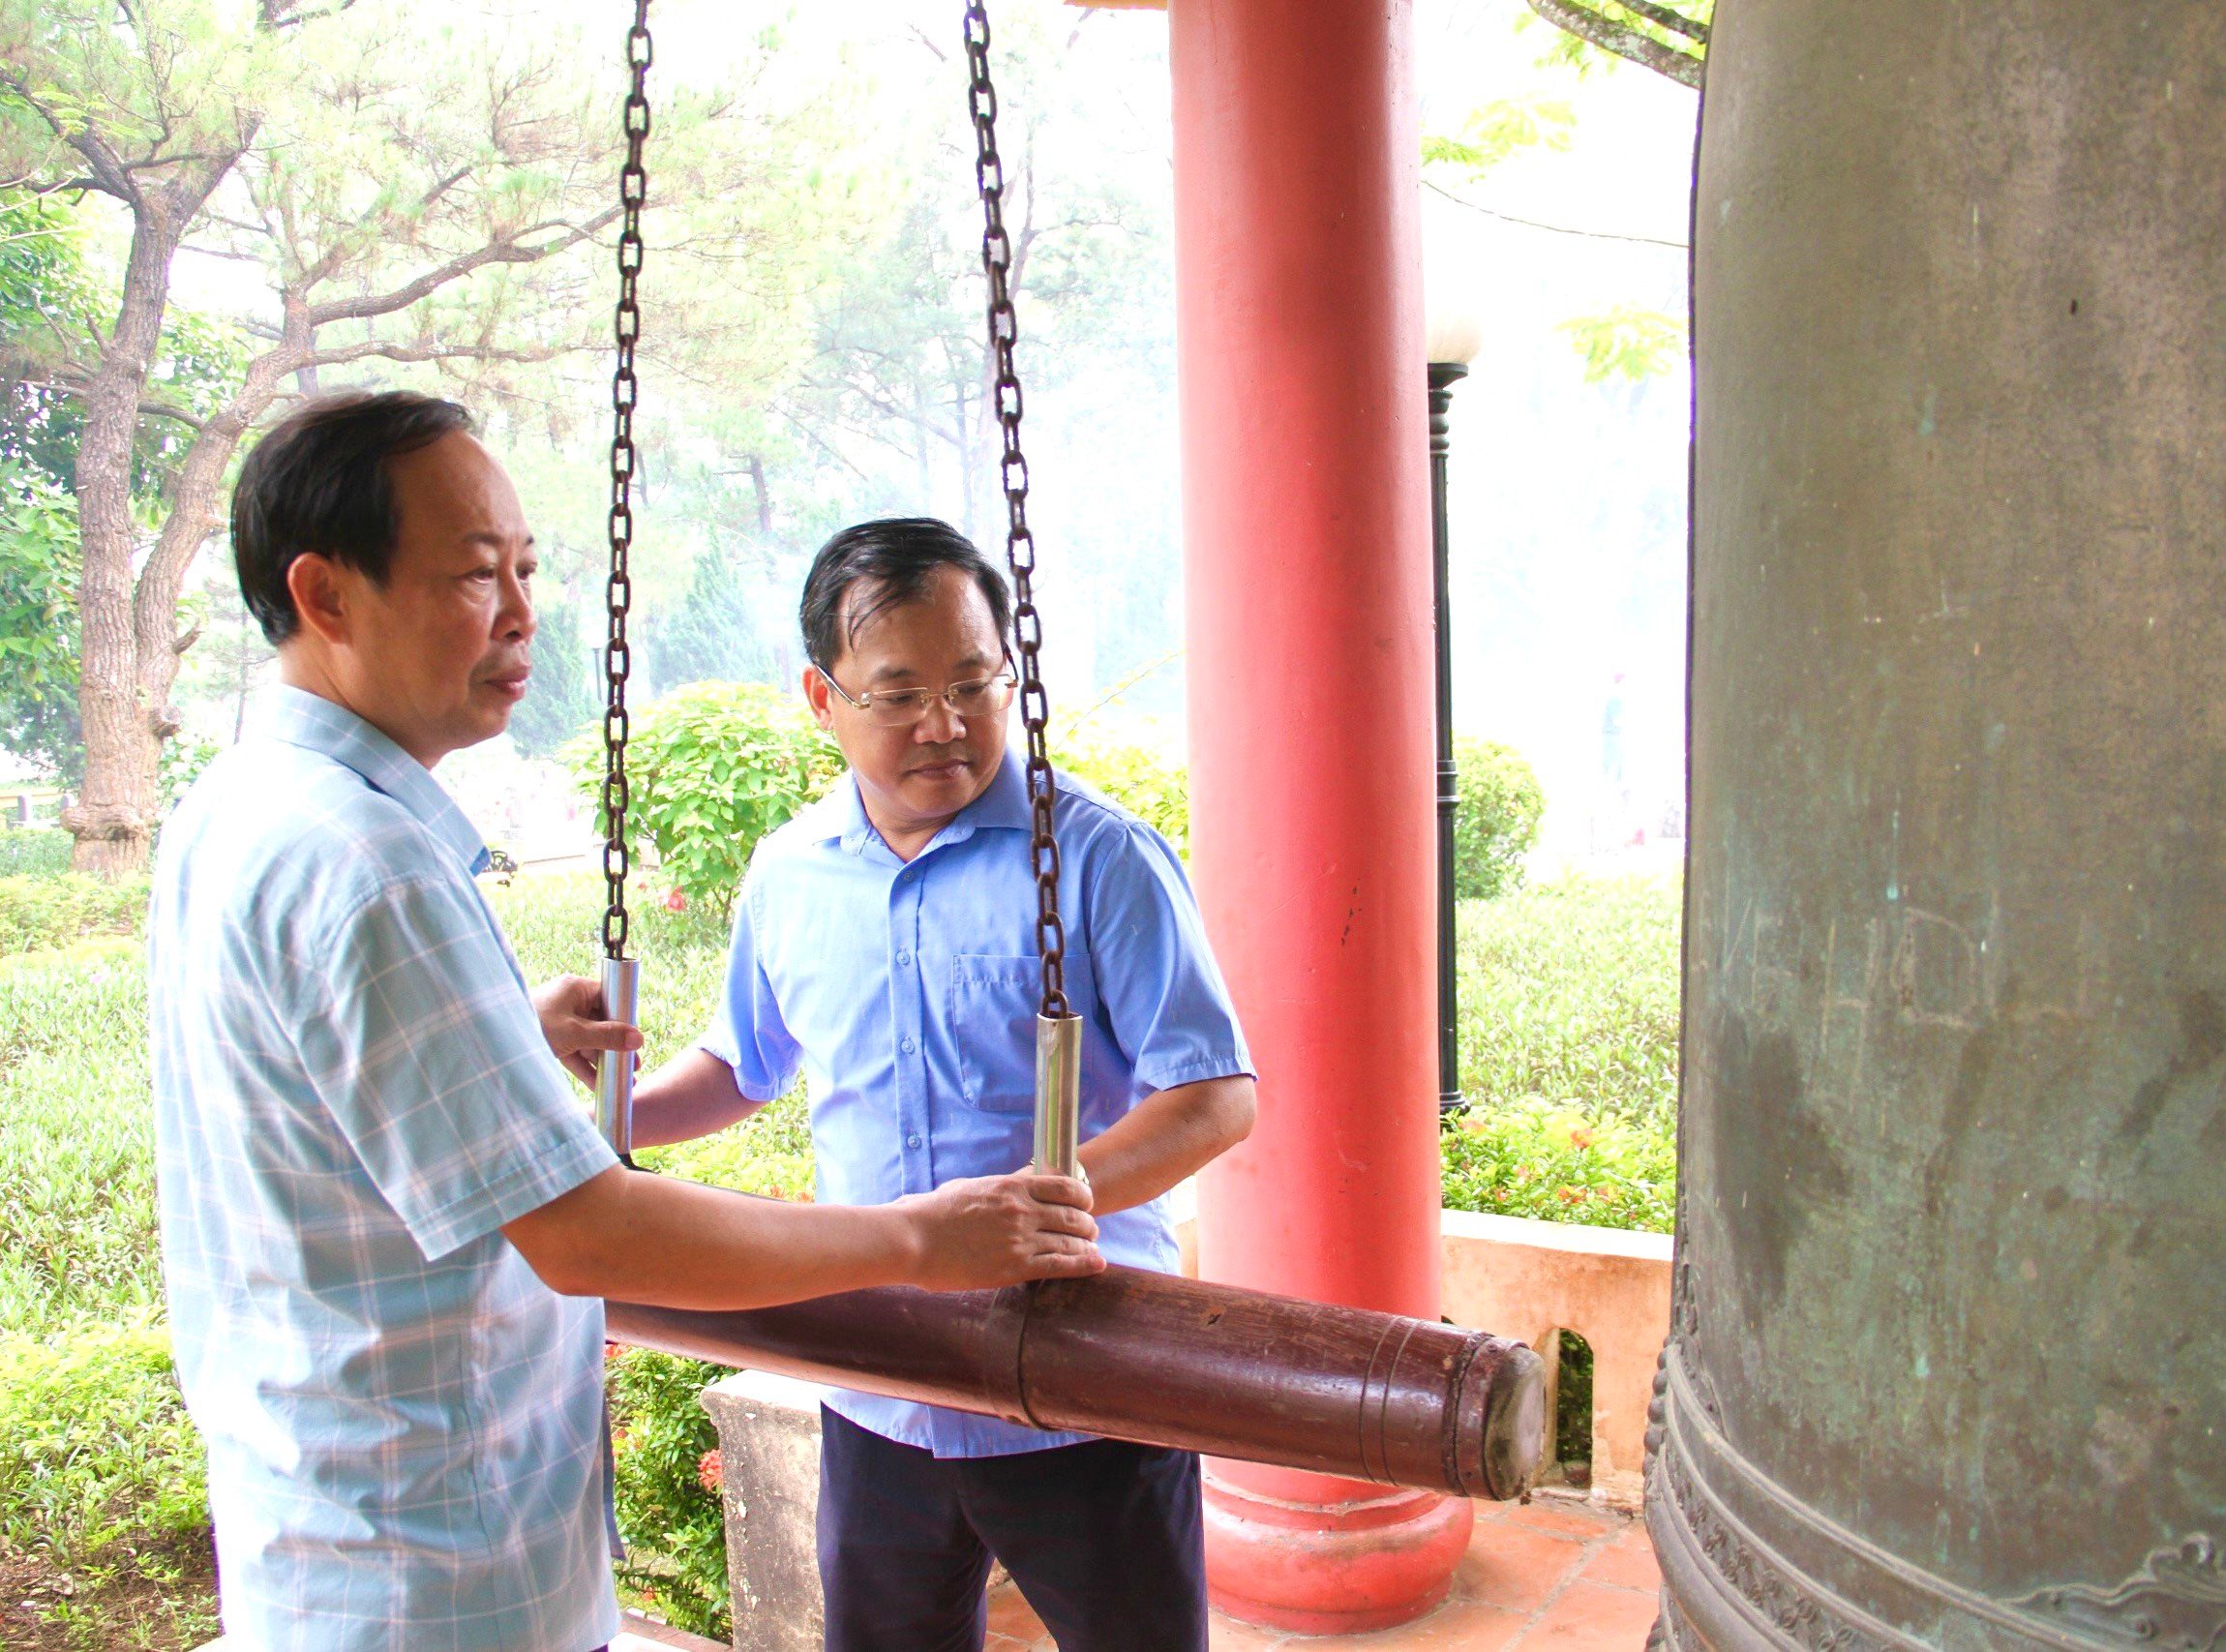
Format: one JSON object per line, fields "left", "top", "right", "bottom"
{"left": 1170, "top": 0, "right": 1464, "bottom": 1634}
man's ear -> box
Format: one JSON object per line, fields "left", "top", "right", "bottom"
{"left": 800, "top": 664, "right": 835, "bottom": 732}
{"left": 285, "top": 553, "right": 351, "bottom": 647}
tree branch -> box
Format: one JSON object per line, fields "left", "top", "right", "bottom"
{"left": 260, "top": 0, "right": 360, "bottom": 29}
{"left": 303, "top": 207, "right": 619, "bottom": 327}
{"left": 298, "top": 337, "right": 572, "bottom": 370}
{"left": 1607, "top": 0, "right": 1708, "bottom": 45}
{"left": 0, "top": 70, "right": 138, "bottom": 200}
{"left": 1523, "top": 0, "right": 1705, "bottom": 88}
{"left": 1424, "top": 180, "right": 1687, "bottom": 249}
{"left": 0, "top": 354, "right": 209, "bottom": 427}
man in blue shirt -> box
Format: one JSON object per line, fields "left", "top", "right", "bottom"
{"left": 154, "top": 398, "right": 1100, "bottom": 1652}
{"left": 631, "top": 518, "right": 1257, "bottom": 1652}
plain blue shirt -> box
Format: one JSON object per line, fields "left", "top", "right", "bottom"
{"left": 702, "top": 749, "right": 1252, "bottom": 1457}
{"left": 152, "top": 688, "right": 620, "bottom": 1651}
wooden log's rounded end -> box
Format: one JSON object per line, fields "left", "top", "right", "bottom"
{"left": 1464, "top": 1339, "right": 1546, "bottom": 1501}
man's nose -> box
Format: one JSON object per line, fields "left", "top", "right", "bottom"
{"left": 500, "top": 571, "right": 536, "bottom": 642}
{"left": 916, "top": 695, "right": 962, "bottom": 743}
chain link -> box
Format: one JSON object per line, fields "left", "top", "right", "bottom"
{"left": 602, "top": 0, "right": 652, "bottom": 962}
{"left": 963, "top": 0, "right": 1068, "bottom": 1021}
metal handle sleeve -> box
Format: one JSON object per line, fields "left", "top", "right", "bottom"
{"left": 1034, "top": 1011, "right": 1082, "bottom": 1178}
{"left": 594, "top": 955, "right": 642, "bottom": 1160}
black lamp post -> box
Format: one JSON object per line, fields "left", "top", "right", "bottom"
{"left": 1428, "top": 360, "right": 1468, "bottom": 1119}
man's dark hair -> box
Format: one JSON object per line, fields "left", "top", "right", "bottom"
{"left": 799, "top": 517, "right": 1012, "bottom": 672}
{"left": 231, "top": 391, "right": 474, "bottom": 645}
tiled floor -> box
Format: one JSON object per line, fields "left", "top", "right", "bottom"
{"left": 985, "top": 1495, "right": 1661, "bottom": 1652}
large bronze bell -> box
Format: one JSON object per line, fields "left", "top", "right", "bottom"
{"left": 1654, "top": 2, "right": 2226, "bottom": 1645}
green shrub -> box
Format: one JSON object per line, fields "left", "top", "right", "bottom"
{"left": 1453, "top": 737, "right": 1546, "bottom": 900}
{"left": 0, "top": 828, "right": 70, "bottom": 878}
{"left": 569, "top": 681, "right": 843, "bottom": 919}
{"left": 608, "top": 1347, "right": 734, "bottom": 1640}
{"left": 1052, "top": 719, "right": 1189, "bottom": 854}
{"left": 1456, "top": 872, "right": 1681, "bottom": 1126}
{"left": 1441, "top": 1100, "right": 1674, "bottom": 1233}
{"left": 0, "top": 871, "right": 150, "bottom": 953}
{"left": 0, "top": 1318, "right": 209, "bottom": 1572}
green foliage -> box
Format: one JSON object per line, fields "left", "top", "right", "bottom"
{"left": 1423, "top": 94, "right": 1577, "bottom": 177}
{"left": 1453, "top": 737, "right": 1546, "bottom": 900}
{"left": 0, "top": 192, "right": 107, "bottom": 490}
{"left": 1551, "top": 1329, "right": 1595, "bottom": 1475}
{"left": 0, "top": 190, "right": 246, "bottom": 502}
{"left": 1441, "top": 1100, "right": 1674, "bottom": 1233}
{"left": 0, "top": 1319, "right": 209, "bottom": 1573}
{"left": 567, "top": 681, "right": 843, "bottom": 918}
{"left": 607, "top": 1348, "right": 734, "bottom": 1641}
{"left": 0, "top": 828, "right": 71, "bottom": 878}
{"left": 1455, "top": 872, "right": 1681, "bottom": 1126}
{"left": 1558, "top": 305, "right": 1687, "bottom": 384}
{"left": 159, "top": 734, "right": 222, "bottom": 807}
{"left": 1053, "top": 721, "right": 1190, "bottom": 856}
{"left": 0, "top": 873, "right": 151, "bottom": 953}
{"left": 0, "top": 462, "right": 84, "bottom": 781}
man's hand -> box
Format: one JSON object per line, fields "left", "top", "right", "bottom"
{"left": 897, "top": 1172, "right": 1104, "bottom": 1292}
{"left": 531, "top": 974, "right": 646, "bottom": 1087}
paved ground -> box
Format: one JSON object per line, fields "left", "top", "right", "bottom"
{"left": 983, "top": 1494, "right": 1662, "bottom": 1652}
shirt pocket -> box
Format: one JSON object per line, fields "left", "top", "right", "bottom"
{"left": 948, "top": 952, "right": 1090, "bottom": 1115}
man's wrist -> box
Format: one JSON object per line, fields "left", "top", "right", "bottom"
{"left": 884, "top": 1197, "right": 930, "bottom": 1280}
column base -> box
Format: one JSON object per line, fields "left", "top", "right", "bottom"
{"left": 1202, "top": 1467, "right": 1474, "bottom": 1635}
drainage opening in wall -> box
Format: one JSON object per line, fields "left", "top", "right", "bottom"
{"left": 1546, "top": 1328, "right": 1594, "bottom": 1491}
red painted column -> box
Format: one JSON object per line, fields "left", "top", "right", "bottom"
{"left": 1169, "top": 0, "right": 1464, "bottom": 1634}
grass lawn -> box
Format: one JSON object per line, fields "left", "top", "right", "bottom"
{"left": 0, "top": 863, "right": 1680, "bottom": 1644}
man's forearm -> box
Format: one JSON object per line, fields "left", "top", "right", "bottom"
{"left": 1078, "top": 1074, "right": 1256, "bottom": 1216}
{"left": 503, "top": 1164, "right": 916, "bottom": 1309}
{"left": 630, "top": 1045, "right": 763, "bottom": 1149}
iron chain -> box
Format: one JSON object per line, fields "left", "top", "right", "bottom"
{"left": 602, "top": 0, "right": 652, "bottom": 962}
{"left": 964, "top": 0, "right": 1068, "bottom": 1021}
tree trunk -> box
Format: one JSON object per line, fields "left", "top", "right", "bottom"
{"left": 65, "top": 204, "right": 187, "bottom": 879}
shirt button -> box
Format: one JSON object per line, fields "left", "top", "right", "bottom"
{"left": 898, "top": 870, "right": 915, "bottom": 885}
{"left": 895, "top": 949, "right": 912, "bottom": 967}
{"left": 906, "top": 1133, "right": 922, "bottom": 1149}
{"left": 901, "top": 1036, "right": 917, "bottom": 1055}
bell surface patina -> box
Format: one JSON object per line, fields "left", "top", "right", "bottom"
{"left": 1655, "top": 3, "right": 2226, "bottom": 1647}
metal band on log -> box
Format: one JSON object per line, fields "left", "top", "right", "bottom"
{"left": 608, "top": 1264, "right": 1544, "bottom": 1500}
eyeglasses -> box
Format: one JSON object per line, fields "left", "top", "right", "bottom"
{"left": 825, "top": 668, "right": 1019, "bottom": 729}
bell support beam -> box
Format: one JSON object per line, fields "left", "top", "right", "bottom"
{"left": 1168, "top": 0, "right": 1455, "bottom": 1633}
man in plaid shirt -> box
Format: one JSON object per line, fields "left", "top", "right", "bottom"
{"left": 151, "top": 392, "right": 1101, "bottom": 1651}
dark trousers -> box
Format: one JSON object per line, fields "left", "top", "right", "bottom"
{"left": 817, "top": 1404, "right": 1208, "bottom": 1652}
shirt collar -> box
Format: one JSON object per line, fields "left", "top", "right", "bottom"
{"left": 817, "top": 745, "right": 1034, "bottom": 858}
{"left": 256, "top": 686, "right": 492, "bottom": 876}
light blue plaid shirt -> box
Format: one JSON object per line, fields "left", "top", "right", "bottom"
{"left": 704, "top": 750, "right": 1253, "bottom": 1457}
{"left": 151, "top": 687, "right": 620, "bottom": 1652}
